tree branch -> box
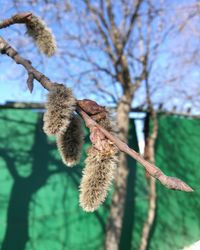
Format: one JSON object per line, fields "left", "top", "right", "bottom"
{"left": 140, "top": 83, "right": 157, "bottom": 250}
{"left": 0, "top": 35, "right": 193, "bottom": 193}
{"left": 0, "top": 12, "right": 32, "bottom": 29}
{"left": 78, "top": 109, "right": 193, "bottom": 192}
{"left": 123, "top": 0, "right": 144, "bottom": 48}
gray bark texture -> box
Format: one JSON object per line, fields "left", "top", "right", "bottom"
{"left": 105, "top": 94, "right": 132, "bottom": 250}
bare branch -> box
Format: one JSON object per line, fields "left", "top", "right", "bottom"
{"left": 123, "top": 0, "right": 144, "bottom": 49}
{"left": 0, "top": 35, "right": 193, "bottom": 193}
{"left": 92, "top": 78, "right": 118, "bottom": 104}
{"left": 78, "top": 109, "right": 193, "bottom": 192}
{"left": 0, "top": 36, "right": 54, "bottom": 91}
{"left": 140, "top": 78, "right": 158, "bottom": 250}
{"left": 0, "top": 12, "right": 32, "bottom": 29}
{"left": 83, "top": 1, "right": 117, "bottom": 63}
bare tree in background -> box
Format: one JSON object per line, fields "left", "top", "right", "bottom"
{"left": 58, "top": 1, "right": 173, "bottom": 249}
{"left": 139, "top": 66, "right": 158, "bottom": 250}
{"left": 58, "top": 2, "right": 200, "bottom": 249}
{"left": 1, "top": 1, "right": 200, "bottom": 250}
{"left": 173, "top": 2, "right": 200, "bottom": 112}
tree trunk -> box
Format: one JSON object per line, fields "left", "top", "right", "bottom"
{"left": 139, "top": 112, "right": 158, "bottom": 250}
{"left": 105, "top": 94, "right": 132, "bottom": 250}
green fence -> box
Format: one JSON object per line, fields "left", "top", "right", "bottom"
{"left": 0, "top": 109, "right": 199, "bottom": 250}
{"left": 131, "top": 115, "right": 200, "bottom": 250}
{"left": 0, "top": 109, "right": 138, "bottom": 250}
{"left": 149, "top": 115, "right": 200, "bottom": 250}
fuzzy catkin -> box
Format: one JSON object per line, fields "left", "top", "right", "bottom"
{"left": 79, "top": 147, "right": 117, "bottom": 212}
{"left": 43, "top": 85, "right": 76, "bottom": 135}
{"left": 98, "top": 109, "right": 117, "bottom": 134}
{"left": 56, "top": 115, "right": 84, "bottom": 167}
{"left": 26, "top": 15, "right": 56, "bottom": 56}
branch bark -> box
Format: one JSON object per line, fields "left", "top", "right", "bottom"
{"left": 0, "top": 35, "right": 193, "bottom": 193}
{"left": 140, "top": 48, "right": 158, "bottom": 249}
{"left": 0, "top": 12, "right": 32, "bottom": 29}
{"left": 139, "top": 111, "right": 157, "bottom": 250}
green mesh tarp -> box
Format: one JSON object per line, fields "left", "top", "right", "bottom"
{"left": 0, "top": 109, "right": 199, "bottom": 250}
{"left": 131, "top": 115, "right": 200, "bottom": 250}
{"left": 0, "top": 109, "right": 138, "bottom": 250}
{"left": 149, "top": 115, "right": 200, "bottom": 250}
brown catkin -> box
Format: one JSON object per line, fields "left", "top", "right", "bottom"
{"left": 26, "top": 15, "right": 56, "bottom": 56}
{"left": 56, "top": 115, "right": 84, "bottom": 167}
{"left": 43, "top": 85, "right": 76, "bottom": 135}
{"left": 79, "top": 147, "right": 118, "bottom": 212}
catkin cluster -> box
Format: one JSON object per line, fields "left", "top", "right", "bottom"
{"left": 43, "top": 84, "right": 84, "bottom": 167}
{"left": 43, "top": 87, "right": 118, "bottom": 211}
{"left": 80, "top": 147, "right": 117, "bottom": 212}
{"left": 26, "top": 14, "right": 56, "bottom": 56}
{"left": 79, "top": 114, "right": 118, "bottom": 212}
{"left": 43, "top": 85, "right": 76, "bottom": 135}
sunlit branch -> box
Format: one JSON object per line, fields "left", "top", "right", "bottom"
{"left": 0, "top": 15, "right": 194, "bottom": 193}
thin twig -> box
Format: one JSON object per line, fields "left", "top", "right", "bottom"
{"left": 0, "top": 12, "right": 32, "bottom": 29}
{"left": 78, "top": 109, "right": 193, "bottom": 192}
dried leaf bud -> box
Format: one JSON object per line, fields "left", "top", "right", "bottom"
{"left": 26, "top": 15, "right": 56, "bottom": 56}
{"left": 79, "top": 147, "right": 118, "bottom": 212}
{"left": 56, "top": 115, "right": 84, "bottom": 167}
{"left": 43, "top": 85, "right": 76, "bottom": 135}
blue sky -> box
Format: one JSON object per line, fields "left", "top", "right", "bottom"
{"left": 0, "top": 0, "right": 199, "bottom": 113}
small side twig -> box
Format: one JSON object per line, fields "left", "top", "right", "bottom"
{"left": 27, "top": 73, "right": 34, "bottom": 93}
{"left": 140, "top": 111, "right": 157, "bottom": 250}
